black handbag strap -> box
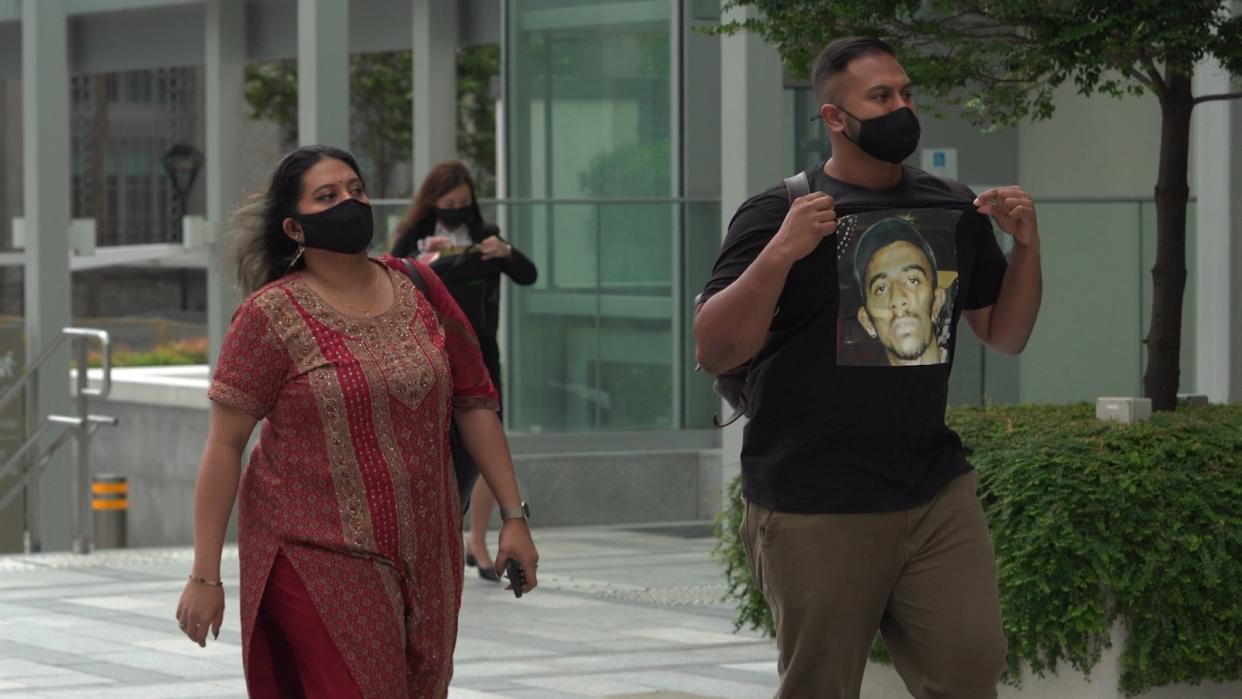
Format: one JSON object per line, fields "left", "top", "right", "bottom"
{"left": 399, "top": 257, "right": 430, "bottom": 296}
{"left": 399, "top": 257, "right": 448, "bottom": 325}
{"left": 397, "top": 256, "right": 479, "bottom": 511}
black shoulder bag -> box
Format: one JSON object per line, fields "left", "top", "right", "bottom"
{"left": 397, "top": 258, "right": 480, "bottom": 512}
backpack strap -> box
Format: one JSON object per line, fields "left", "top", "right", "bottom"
{"left": 698, "top": 171, "right": 808, "bottom": 430}
{"left": 783, "top": 170, "right": 810, "bottom": 203}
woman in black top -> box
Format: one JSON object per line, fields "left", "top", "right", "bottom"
{"left": 392, "top": 160, "right": 537, "bottom": 581}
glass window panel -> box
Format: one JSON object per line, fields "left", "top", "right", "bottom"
{"left": 505, "top": 0, "right": 677, "bottom": 432}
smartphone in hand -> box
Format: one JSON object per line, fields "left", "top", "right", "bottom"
{"left": 505, "top": 558, "right": 525, "bottom": 599}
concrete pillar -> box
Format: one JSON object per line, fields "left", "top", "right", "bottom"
{"left": 205, "top": 0, "right": 246, "bottom": 366}
{"left": 297, "top": 0, "right": 350, "bottom": 148}
{"left": 413, "top": 0, "right": 459, "bottom": 180}
{"left": 1194, "top": 54, "right": 1242, "bottom": 404}
{"left": 718, "top": 6, "right": 785, "bottom": 471}
{"left": 21, "top": 0, "right": 73, "bottom": 551}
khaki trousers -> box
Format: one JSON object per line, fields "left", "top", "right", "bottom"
{"left": 741, "top": 471, "right": 1007, "bottom": 699}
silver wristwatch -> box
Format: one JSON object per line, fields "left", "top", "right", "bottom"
{"left": 500, "top": 501, "right": 530, "bottom": 522}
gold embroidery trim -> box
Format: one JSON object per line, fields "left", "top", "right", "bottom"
{"left": 254, "top": 289, "right": 379, "bottom": 556}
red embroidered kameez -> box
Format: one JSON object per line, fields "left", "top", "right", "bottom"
{"left": 207, "top": 257, "right": 498, "bottom": 698}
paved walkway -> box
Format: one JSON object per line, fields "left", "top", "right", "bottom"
{"left": 0, "top": 522, "right": 779, "bottom": 698}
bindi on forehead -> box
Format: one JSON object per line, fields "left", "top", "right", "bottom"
{"left": 312, "top": 177, "right": 360, "bottom": 191}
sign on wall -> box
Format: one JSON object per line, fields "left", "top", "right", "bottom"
{"left": 921, "top": 147, "right": 959, "bottom": 181}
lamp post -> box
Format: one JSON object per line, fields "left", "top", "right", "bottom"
{"left": 160, "top": 143, "right": 203, "bottom": 243}
{"left": 160, "top": 144, "right": 203, "bottom": 311}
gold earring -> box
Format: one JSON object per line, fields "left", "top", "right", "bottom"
{"left": 287, "top": 243, "right": 305, "bottom": 270}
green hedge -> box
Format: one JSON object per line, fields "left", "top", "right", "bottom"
{"left": 88, "top": 337, "right": 208, "bottom": 368}
{"left": 714, "top": 403, "right": 1242, "bottom": 695}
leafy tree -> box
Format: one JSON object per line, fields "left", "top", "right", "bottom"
{"left": 718, "top": 0, "right": 1242, "bottom": 410}
{"left": 351, "top": 52, "right": 414, "bottom": 199}
{"left": 243, "top": 45, "right": 501, "bottom": 198}
{"left": 242, "top": 60, "right": 298, "bottom": 149}
{"left": 457, "top": 44, "right": 500, "bottom": 197}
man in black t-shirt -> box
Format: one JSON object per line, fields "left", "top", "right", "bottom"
{"left": 695, "top": 37, "right": 1043, "bottom": 698}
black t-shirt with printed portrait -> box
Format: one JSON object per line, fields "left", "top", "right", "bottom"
{"left": 701, "top": 163, "right": 1008, "bottom": 514}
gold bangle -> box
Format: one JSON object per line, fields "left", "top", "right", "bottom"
{"left": 188, "top": 574, "right": 223, "bottom": 587}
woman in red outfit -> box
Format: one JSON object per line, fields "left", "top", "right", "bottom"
{"left": 174, "top": 145, "right": 538, "bottom": 698}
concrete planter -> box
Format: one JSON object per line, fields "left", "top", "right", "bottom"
{"left": 84, "top": 366, "right": 728, "bottom": 546}
{"left": 861, "top": 624, "right": 1242, "bottom": 699}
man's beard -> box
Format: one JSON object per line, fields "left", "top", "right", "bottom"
{"left": 891, "top": 335, "right": 931, "bottom": 361}
{"left": 894, "top": 348, "right": 926, "bottom": 361}
{"left": 887, "top": 309, "right": 939, "bottom": 360}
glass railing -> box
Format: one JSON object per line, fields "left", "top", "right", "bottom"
{"left": 372, "top": 197, "right": 720, "bottom": 434}
{"left": 496, "top": 199, "right": 721, "bottom": 433}
{"left": 371, "top": 197, "right": 1198, "bottom": 431}
{"left": 983, "top": 198, "right": 1198, "bottom": 405}
{"left": 372, "top": 197, "right": 720, "bottom": 433}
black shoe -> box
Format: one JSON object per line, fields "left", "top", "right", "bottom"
{"left": 465, "top": 550, "right": 501, "bottom": 582}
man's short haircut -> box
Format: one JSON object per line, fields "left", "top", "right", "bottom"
{"left": 853, "top": 218, "right": 938, "bottom": 301}
{"left": 812, "top": 37, "right": 897, "bottom": 105}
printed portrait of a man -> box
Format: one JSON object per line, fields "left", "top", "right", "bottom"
{"left": 836, "top": 211, "right": 961, "bottom": 366}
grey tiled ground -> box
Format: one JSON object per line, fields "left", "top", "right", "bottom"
{"left": 0, "top": 523, "right": 778, "bottom": 698}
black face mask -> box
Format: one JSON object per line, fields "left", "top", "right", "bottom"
{"left": 837, "top": 106, "right": 921, "bottom": 164}
{"left": 435, "top": 206, "right": 472, "bottom": 229}
{"left": 294, "top": 198, "right": 374, "bottom": 255}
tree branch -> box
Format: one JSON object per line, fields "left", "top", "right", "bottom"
{"left": 1139, "top": 54, "right": 1167, "bottom": 96}
{"left": 1124, "top": 68, "right": 1153, "bottom": 89}
{"left": 967, "top": 68, "right": 1044, "bottom": 85}
{"left": 928, "top": 8, "right": 984, "bottom": 26}
{"left": 1193, "top": 91, "right": 1242, "bottom": 105}
{"left": 959, "top": 29, "right": 1034, "bottom": 42}
{"left": 1100, "top": 50, "right": 1153, "bottom": 91}
{"left": 917, "top": 16, "right": 1033, "bottom": 44}
{"left": 945, "top": 0, "right": 1037, "bottom": 42}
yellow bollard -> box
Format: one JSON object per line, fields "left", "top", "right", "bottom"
{"left": 92, "top": 474, "right": 127, "bottom": 549}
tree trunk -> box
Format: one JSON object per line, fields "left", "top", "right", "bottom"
{"left": 1143, "top": 71, "right": 1194, "bottom": 411}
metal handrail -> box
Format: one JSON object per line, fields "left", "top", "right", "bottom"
{"left": 0, "top": 327, "right": 116, "bottom": 553}
{"left": 0, "top": 328, "right": 112, "bottom": 415}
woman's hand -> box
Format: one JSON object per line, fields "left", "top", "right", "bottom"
{"left": 494, "top": 519, "right": 538, "bottom": 594}
{"left": 479, "top": 235, "right": 513, "bottom": 260}
{"left": 174, "top": 402, "right": 249, "bottom": 648}
{"left": 453, "top": 408, "right": 533, "bottom": 592}
{"left": 175, "top": 579, "right": 225, "bottom": 647}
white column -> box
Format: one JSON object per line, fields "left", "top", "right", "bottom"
{"left": 1193, "top": 54, "right": 1242, "bottom": 403}
{"left": 718, "top": 7, "right": 785, "bottom": 469}
{"left": 413, "top": 0, "right": 459, "bottom": 180}
{"left": 297, "top": 0, "right": 350, "bottom": 148}
{"left": 22, "top": 0, "right": 73, "bottom": 551}
{"left": 205, "top": 0, "right": 246, "bottom": 367}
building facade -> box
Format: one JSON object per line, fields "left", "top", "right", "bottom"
{"left": 1, "top": 0, "right": 1239, "bottom": 551}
